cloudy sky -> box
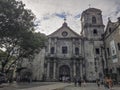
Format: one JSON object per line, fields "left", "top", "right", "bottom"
{"left": 21, "top": 0, "right": 120, "bottom": 35}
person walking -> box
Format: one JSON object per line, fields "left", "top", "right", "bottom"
{"left": 74, "top": 76, "right": 77, "bottom": 86}
{"left": 104, "top": 77, "right": 109, "bottom": 90}
{"left": 96, "top": 79, "right": 100, "bottom": 88}
{"left": 108, "top": 77, "right": 113, "bottom": 90}
{"left": 78, "top": 77, "right": 81, "bottom": 87}
{"left": 82, "top": 79, "right": 86, "bottom": 87}
{"left": 62, "top": 76, "right": 65, "bottom": 82}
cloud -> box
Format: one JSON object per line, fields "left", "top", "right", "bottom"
{"left": 54, "top": 12, "right": 67, "bottom": 19}
{"left": 74, "top": 14, "right": 81, "bottom": 19}
{"left": 21, "top": 0, "right": 120, "bottom": 35}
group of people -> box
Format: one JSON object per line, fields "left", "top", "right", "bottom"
{"left": 96, "top": 77, "right": 113, "bottom": 90}
{"left": 61, "top": 75, "right": 113, "bottom": 89}
{"left": 60, "top": 76, "right": 70, "bottom": 82}
{"left": 104, "top": 77, "right": 113, "bottom": 89}
{"left": 73, "top": 76, "right": 113, "bottom": 89}
{"left": 74, "top": 76, "right": 86, "bottom": 87}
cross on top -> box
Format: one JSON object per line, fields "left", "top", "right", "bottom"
{"left": 64, "top": 18, "right": 66, "bottom": 22}
{"left": 89, "top": 4, "right": 91, "bottom": 8}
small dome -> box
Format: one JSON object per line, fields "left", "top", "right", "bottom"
{"left": 84, "top": 8, "right": 101, "bottom": 13}
{"left": 81, "top": 8, "right": 102, "bottom": 20}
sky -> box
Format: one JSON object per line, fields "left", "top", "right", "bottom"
{"left": 21, "top": 0, "right": 120, "bottom": 35}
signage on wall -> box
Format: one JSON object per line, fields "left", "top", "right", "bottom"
{"left": 110, "top": 40, "right": 118, "bottom": 63}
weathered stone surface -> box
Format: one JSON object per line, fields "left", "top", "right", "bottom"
{"left": 45, "top": 8, "right": 104, "bottom": 81}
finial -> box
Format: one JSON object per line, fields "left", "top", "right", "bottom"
{"left": 89, "top": 4, "right": 91, "bottom": 8}
{"left": 63, "top": 18, "right": 67, "bottom": 26}
{"left": 64, "top": 18, "right": 66, "bottom": 22}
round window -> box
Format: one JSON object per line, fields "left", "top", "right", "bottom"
{"left": 62, "top": 31, "right": 68, "bottom": 36}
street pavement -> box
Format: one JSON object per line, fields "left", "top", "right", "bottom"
{"left": 19, "top": 82, "right": 72, "bottom": 90}
{"left": 63, "top": 83, "right": 120, "bottom": 90}
{"left": 0, "top": 82, "right": 72, "bottom": 90}
{"left": 0, "top": 82, "right": 58, "bottom": 90}
{"left": 0, "top": 82, "right": 120, "bottom": 90}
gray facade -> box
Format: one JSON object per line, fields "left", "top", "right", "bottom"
{"left": 45, "top": 8, "right": 105, "bottom": 81}
{"left": 81, "top": 8, "right": 105, "bottom": 81}
{"left": 18, "top": 8, "right": 120, "bottom": 82}
{"left": 104, "top": 18, "right": 120, "bottom": 82}
{"left": 45, "top": 23, "right": 83, "bottom": 81}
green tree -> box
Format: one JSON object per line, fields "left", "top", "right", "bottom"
{"left": 0, "top": 0, "right": 47, "bottom": 74}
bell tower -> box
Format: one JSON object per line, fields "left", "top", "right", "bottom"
{"left": 81, "top": 8, "right": 104, "bottom": 39}
{"left": 81, "top": 8, "right": 105, "bottom": 81}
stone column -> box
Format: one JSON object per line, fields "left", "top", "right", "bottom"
{"left": 55, "top": 38, "right": 57, "bottom": 54}
{"left": 47, "top": 61, "right": 50, "bottom": 79}
{"left": 48, "top": 38, "right": 51, "bottom": 53}
{"left": 73, "top": 60, "right": 76, "bottom": 76}
{"left": 72, "top": 39, "right": 75, "bottom": 55}
{"left": 80, "top": 61, "right": 83, "bottom": 79}
{"left": 53, "top": 60, "right": 56, "bottom": 80}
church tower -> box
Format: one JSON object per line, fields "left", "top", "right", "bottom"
{"left": 81, "top": 8, "right": 105, "bottom": 81}
{"left": 81, "top": 8, "right": 104, "bottom": 38}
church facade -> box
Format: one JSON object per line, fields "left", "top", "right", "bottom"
{"left": 18, "top": 7, "right": 120, "bottom": 82}
{"left": 44, "top": 8, "right": 106, "bottom": 81}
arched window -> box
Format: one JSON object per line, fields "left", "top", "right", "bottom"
{"left": 92, "top": 16, "right": 97, "bottom": 24}
{"left": 117, "top": 43, "right": 120, "bottom": 50}
{"left": 95, "top": 48, "right": 100, "bottom": 54}
{"left": 75, "top": 47, "right": 79, "bottom": 55}
{"left": 109, "top": 28, "right": 112, "bottom": 33}
{"left": 93, "top": 29, "right": 98, "bottom": 35}
{"left": 50, "top": 47, "right": 54, "bottom": 54}
{"left": 62, "top": 46, "right": 67, "bottom": 54}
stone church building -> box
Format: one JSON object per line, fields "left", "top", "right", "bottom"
{"left": 44, "top": 8, "right": 106, "bottom": 81}
{"left": 18, "top": 7, "right": 120, "bottom": 82}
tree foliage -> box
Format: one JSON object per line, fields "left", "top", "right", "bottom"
{"left": 0, "top": 0, "right": 47, "bottom": 74}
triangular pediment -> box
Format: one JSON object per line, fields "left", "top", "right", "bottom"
{"left": 48, "top": 22, "right": 81, "bottom": 38}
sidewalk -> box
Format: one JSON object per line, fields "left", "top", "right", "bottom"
{"left": 63, "top": 83, "right": 120, "bottom": 90}
{"left": 1, "top": 82, "right": 119, "bottom": 90}
{"left": 0, "top": 83, "right": 9, "bottom": 88}
{"left": 18, "top": 83, "right": 72, "bottom": 90}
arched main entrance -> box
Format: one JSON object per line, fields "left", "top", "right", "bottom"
{"left": 59, "top": 65, "right": 70, "bottom": 81}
